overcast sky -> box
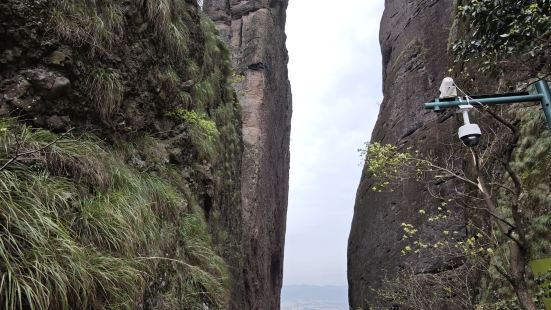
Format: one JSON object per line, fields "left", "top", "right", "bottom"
{"left": 283, "top": 1, "right": 385, "bottom": 286}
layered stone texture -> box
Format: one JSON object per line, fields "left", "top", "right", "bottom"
{"left": 347, "top": 0, "right": 468, "bottom": 308}
{"left": 203, "top": 1, "right": 292, "bottom": 309}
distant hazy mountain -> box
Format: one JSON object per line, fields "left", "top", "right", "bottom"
{"left": 281, "top": 285, "right": 348, "bottom": 310}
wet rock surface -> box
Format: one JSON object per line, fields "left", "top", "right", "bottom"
{"left": 203, "top": 1, "right": 292, "bottom": 309}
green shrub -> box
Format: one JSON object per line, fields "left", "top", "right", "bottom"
{"left": 169, "top": 109, "right": 221, "bottom": 162}
{"left": 452, "top": 0, "right": 551, "bottom": 73}
{"left": 511, "top": 105, "right": 551, "bottom": 257}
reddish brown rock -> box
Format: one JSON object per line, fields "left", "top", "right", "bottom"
{"left": 204, "top": 1, "right": 292, "bottom": 309}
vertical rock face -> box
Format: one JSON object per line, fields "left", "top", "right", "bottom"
{"left": 204, "top": 1, "right": 292, "bottom": 309}
{"left": 348, "top": 0, "right": 465, "bottom": 308}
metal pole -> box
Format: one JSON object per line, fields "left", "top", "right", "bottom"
{"left": 424, "top": 80, "right": 551, "bottom": 133}
{"left": 535, "top": 80, "right": 551, "bottom": 132}
{"left": 424, "top": 94, "right": 544, "bottom": 110}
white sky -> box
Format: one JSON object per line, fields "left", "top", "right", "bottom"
{"left": 283, "top": 1, "right": 385, "bottom": 286}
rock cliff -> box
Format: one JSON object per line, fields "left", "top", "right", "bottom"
{"left": 203, "top": 1, "right": 292, "bottom": 309}
{"left": 347, "top": 0, "right": 466, "bottom": 308}
{"left": 349, "top": 1, "right": 551, "bottom": 308}
{"left": 0, "top": 0, "right": 291, "bottom": 309}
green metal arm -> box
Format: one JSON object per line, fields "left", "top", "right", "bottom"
{"left": 423, "top": 80, "right": 551, "bottom": 132}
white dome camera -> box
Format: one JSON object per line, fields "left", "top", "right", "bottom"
{"left": 458, "top": 123, "right": 481, "bottom": 147}
{"left": 457, "top": 104, "right": 481, "bottom": 147}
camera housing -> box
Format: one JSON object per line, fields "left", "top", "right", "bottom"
{"left": 458, "top": 123, "right": 481, "bottom": 147}
{"left": 439, "top": 77, "right": 458, "bottom": 99}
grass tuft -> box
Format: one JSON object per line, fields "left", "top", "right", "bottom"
{"left": 0, "top": 169, "right": 145, "bottom": 310}
{"left": 145, "top": 0, "right": 191, "bottom": 58}
{"left": 51, "top": 0, "right": 124, "bottom": 51}
{"left": 87, "top": 68, "right": 123, "bottom": 123}
{"left": 157, "top": 66, "right": 193, "bottom": 107}
{"left": 179, "top": 207, "right": 230, "bottom": 307}
{"left": 0, "top": 119, "right": 230, "bottom": 309}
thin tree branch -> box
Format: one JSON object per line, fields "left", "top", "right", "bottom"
{"left": 461, "top": 204, "right": 516, "bottom": 231}
{"left": 415, "top": 158, "right": 479, "bottom": 187}
{"left": 471, "top": 149, "right": 523, "bottom": 246}
{"left": 0, "top": 128, "right": 74, "bottom": 172}
{"left": 489, "top": 182, "right": 516, "bottom": 195}
{"left": 493, "top": 263, "right": 515, "bottom": 286}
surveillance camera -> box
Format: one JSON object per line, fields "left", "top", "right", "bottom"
{"left": 458, "top": 123, "right": 481, "bottom": 147}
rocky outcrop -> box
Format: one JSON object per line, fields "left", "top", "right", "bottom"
{"left": 203, "top": 1, "right": 292, "bottom": 309}
{"left": 347, "top": 0, "right": 468, "bottom": 308}
{"left": 0, "top": 0, "right": 290, "bottom": 308}
{"left": 0, "top": 0, "right": 250, "bottom": 308}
